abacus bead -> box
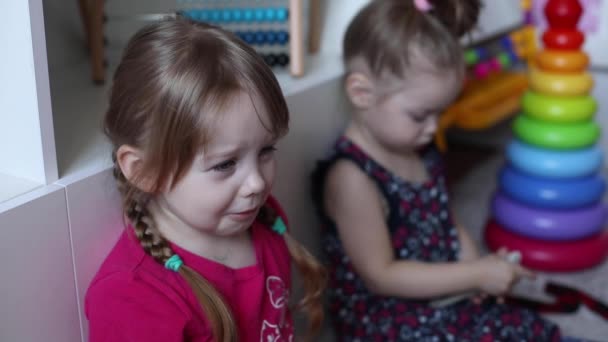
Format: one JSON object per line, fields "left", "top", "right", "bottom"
{"left": 222, "top": 9, "right": 232, "bottom": 22}
{"left": 277, "top": 31, "right": 289, "bottom": 44}
{"left": 266, "top": 31, "right": 277, "bottom": 45}
{"left": 244, "top": 32, "right": 255, "bottom": 44}
{"left": 210, "top": 9, "right": 221, "bottom": 22}
{"left": 264, "top": 54, "right": 277, "bottom": 66}
{"left": 277, "top": 53, "right": 289, "bottom": 66}
{"left": 255, "top": 31, "right": 266, "bottom": 44}
{"left": 255, "top": 8, "right": 265, "bottom": 21}
{"left": 265, "top": 8, "right": 276, "bottom": 21}
{"left": 232, "top": 9, "right": 242, "bottom": 22}
{"left": 276, "top": 8, "right": 288, "bottom": 21}
{"left": 244, "top": 9, "right": 254, "bottom": 21}
{"left": 200, "top": 10, "right": 210, "bottom": 22}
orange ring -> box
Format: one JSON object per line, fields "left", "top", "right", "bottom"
{"left": 535, "top": 50, "right": 589, "bottom": 73}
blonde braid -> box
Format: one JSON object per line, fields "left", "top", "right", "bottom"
{"left": 113, "top": 154, "right": 238, "bottom": 342}
{"left": 258, "top": 206, "right": 328, "bottom": 338}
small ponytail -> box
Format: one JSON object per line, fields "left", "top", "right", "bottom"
{"left": 426, "top": 0, "right": 482, "bottom": 38}
{"left": 344, "top": 0, "right": 483, "bottom": 77}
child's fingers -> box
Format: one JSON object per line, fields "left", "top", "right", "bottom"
{"left": 496, "top": 247, "right": 508, "bottom": 257}
{"left": 514, "top": 264, "right": 536, "bottom": 279}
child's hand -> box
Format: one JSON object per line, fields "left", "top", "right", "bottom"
{"left": 474, "top": 248, "right": 535, "bottom": 296}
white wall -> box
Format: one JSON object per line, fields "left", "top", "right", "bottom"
{"left": 0, "top": 0, "right": 56, "bottom": 184}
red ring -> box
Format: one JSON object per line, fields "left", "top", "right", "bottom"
{"left": 542, "top": 29, "right": 585, "bottom": 50}
{"left": 484, "top": 220, "right": 608, "bottom": 272}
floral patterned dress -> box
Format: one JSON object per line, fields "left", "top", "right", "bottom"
{"left": 312, "top": 136, "right": 560, "bottom": 342}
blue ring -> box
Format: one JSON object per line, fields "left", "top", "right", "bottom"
{"left": 499, "top": 165, "right": 606, "bottom": 209}
{"left": 506, "top": 140, "right": 603, "bottom": 179}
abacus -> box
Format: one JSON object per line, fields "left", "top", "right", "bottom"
{"left": 178, "top": 0, "right": 305, "bottom": 77}
{"left": 77, "top": 0, "right": 307, "bottom": 84}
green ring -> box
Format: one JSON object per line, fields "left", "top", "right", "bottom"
{"left": 522, "top": 91, "right": 597, "bottom": 123}
{"left": 513, "top": 115, "right": 600, "bottom": 149}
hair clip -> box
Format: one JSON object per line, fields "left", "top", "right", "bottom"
{"left": 414, "top": 0, "right": 433, "bottom": 12}
{"left": 165, "top": 254, "right": 183, "bottom": 272}
{"left": 272, "top": 217, "right": 287, "bottom": 235}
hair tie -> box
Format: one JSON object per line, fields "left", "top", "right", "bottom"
{"left": 165, "top": 254, "right": 183, "bottom": 272}
{"left": 272, "top": 217, "right": 287, "bottom": 235}
{"left": 414, "top": 0, "right": 433, "bottom": 12}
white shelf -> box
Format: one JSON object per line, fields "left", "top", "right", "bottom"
{"left": 49, "top": 61, "right": 114, "bottom": 183}
{"left": 0, "top": 173, "right": 43, "bottom": 205}
{"left": 276, "top": 53, "right": 344, "bottom": 97}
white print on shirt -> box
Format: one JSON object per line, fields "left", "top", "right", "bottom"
{"left": 266, "top": 275, "right": 288, "bottom": 309}
{"left": 260, "top": 321, "right": 293, "bottom": 342}
{"left": 261, "top": 276, "right": 293, "bottom": 342}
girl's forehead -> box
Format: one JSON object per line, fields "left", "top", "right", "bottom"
{"left": 382, "top": 68, "right": 462, "bottom": 108}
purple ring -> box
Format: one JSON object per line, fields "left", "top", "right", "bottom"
{"left": 492, "top": 192, "right": 607, "bottom": 241}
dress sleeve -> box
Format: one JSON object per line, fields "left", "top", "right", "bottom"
{"left": 86, "top": 272, "right": 210, "bottom": 342}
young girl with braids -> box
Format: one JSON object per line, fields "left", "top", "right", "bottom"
{"left": 85, "top": 17, "right": 326, "bottom": 342}
{"left": 312, "top": 1, "right": 561, "bottom": 340}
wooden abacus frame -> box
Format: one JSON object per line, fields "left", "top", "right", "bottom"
{"left": 77, "top": 0, "right": 306, "bottom": 84}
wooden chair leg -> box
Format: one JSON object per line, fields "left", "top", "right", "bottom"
{"left": 89, "top": 0, "right": 105, "bottom": 84}
{"left": 77, "top": 0, "right": 91, "bottom": 38}
{"left": 77, "top": 0, "right": 105, "bottom": 84}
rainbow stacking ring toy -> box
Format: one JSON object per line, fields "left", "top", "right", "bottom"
{"left": 506, "top": 140, "right": 602, "bottom": 178}
{"left": 513, "top": 115, "right": 599, "bottom": 149}
{"left": 535, "top": 49, "right": 589, "bottom": 72}
{"left": 529, "top": 67, "right": 593, "bottom": 96}
{"left": 485, "top": 220, "right": 608, "bottom": 272}
{"left": 492, "top": 192, "right": 607, "bottom": 240}
{"left": 498, "top": 165, "right": 605, "bottom": 209}
{"left": 521, "top": 91, "right": 596, "bottom": 123}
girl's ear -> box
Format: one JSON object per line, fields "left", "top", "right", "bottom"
{"left": 116, "top": 144, "right": 155, "bottom": 193}
{"left": 345, "top": 72, "right": 376, "bottom": 109}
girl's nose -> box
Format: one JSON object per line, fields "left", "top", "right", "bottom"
{"left": 244, "top": 168, "right": 266, "bottom": 196}
{"left": 426, "top": 116, "right": 438, "bottom": 134}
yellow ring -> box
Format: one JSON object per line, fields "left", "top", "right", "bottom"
{"left": 522, "top": 91, "right": 596, "bottom": 123}
{"left": 535, "top": 50, "right": 589, "bottom": 73}
{"left": 529, "top": 68, "right": 594, "bottom": 96}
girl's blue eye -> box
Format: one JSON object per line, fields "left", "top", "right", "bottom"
{"left": 212, "top": 160, "right": 236, "bottom": 172}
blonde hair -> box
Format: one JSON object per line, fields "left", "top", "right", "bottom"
{"left": 344, "top": 0, "right": 482, "bottom": 78}
{"left": 105, "top": 17, "right": 326, "bottom": 341}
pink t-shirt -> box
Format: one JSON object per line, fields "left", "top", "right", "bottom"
{"left": 85, "top": 196, "right": 293, "bottom": 342}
